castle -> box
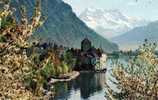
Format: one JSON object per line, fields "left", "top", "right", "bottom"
{"left": 72, "top": 38, "right": 103, "bottom": 71}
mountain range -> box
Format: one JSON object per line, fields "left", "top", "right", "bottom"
{"left": 11, "top": 0, "right": 118, "bottom": 53}
{"left": 80, "top": 8, "right": 148, "bottom": 38}
{"left": 112, "top": 21, "right": 158, "bottom": 50}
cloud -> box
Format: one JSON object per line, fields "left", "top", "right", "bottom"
{"left": 127, "top": 2, "right": 138, "bottom": 6}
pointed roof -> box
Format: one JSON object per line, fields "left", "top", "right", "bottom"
{"left": 81, "top": 37, "right": 91, "bottom": 44}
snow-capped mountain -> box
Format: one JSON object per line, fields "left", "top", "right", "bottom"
{"left": 79, "top": 8, "right": 148, "bottom": 38}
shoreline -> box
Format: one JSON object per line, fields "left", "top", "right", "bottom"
{"left": 49, "top": 71, "right": 80, "bottom": 84}
{"left": 79, "top": 68, "right": 107, "bottom": 73}
{"left": 49, "top": 68, "right": 106, "bottom": 84}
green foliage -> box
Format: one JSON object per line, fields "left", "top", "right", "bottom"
{"left": 61, "top": 62, "right": 69, "bottom": 74}
{"left": 63, "top": 50, "right": 76, "bottom": 70}
{"left": 40, "top": 60, "right": 54, "bottom": 79}
{"left": 55, "top": 66, "right": 63, "bottom": 76}
{"left": 0, "top": 35, "right": 7, "bottom": 42}
{"left": 40, "top": 58, "right": 71, "bottom": 78}
{"left": 30, "top": 52, "right": 41, "bottom": 64}
{"left": 23, "top": 71, "right": 37, "bottom": 91}
{"left": 1, "top": 16, "right": 15, "bottom": 29}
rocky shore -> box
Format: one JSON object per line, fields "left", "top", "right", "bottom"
{"left": 49, "top": 71, "right": 80, "bottom": 84}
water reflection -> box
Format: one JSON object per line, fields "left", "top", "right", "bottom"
{"left": 53, "top": 58, "right": 125, "bottom": 100}
{"left": 53, "top": 72, "right": 106, "bottom": 100}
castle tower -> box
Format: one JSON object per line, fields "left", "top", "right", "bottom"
{"left": 81, "top": 38, "right": 92, "bottom": 52}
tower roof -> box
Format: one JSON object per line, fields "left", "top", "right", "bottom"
{"left": 81, "top": 38, "right": 91, "bottom": 44}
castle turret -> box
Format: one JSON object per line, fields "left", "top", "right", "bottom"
{"left": 81, "top": 38, "right": 92, "bottom": 52}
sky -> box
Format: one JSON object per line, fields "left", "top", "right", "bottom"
{"left": 63, "top": 0, "right": 158, "bottom": 21}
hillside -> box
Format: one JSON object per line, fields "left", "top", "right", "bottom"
{"left": 112, "top": 21, "right": 158, "bottom": 50}
{"left": 11, "top": 0, "right": 118, "bottom": 53}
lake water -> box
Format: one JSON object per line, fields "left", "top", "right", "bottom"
{"left": 54, "top": 72, "right": 106, "bottom": 100}
{"left": 53, "top": 58, "right": 126, "bottom": 100}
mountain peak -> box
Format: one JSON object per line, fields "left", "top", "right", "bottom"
{"left": 86, "top": 7, "right": 101, "bottom": 12}
{"left": 80, "top": 8, "right": 148, "bottom": 38}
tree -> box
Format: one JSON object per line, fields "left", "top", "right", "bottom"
{"left": 105, "top": 40, "right": 158, "bottom": 99}
{"left": 0, "top": 0, "right": 51, "bottom": 99}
